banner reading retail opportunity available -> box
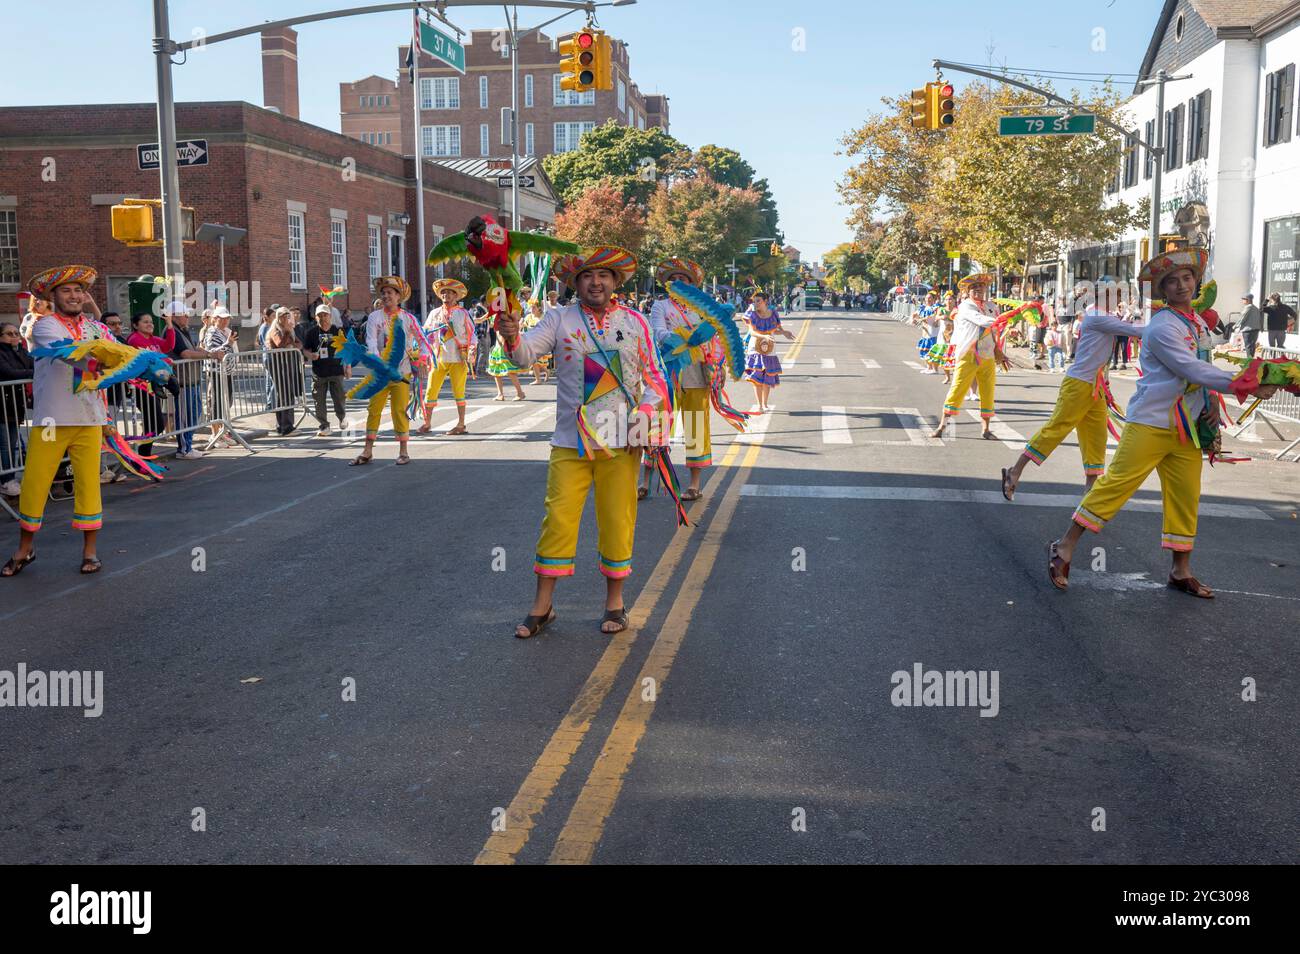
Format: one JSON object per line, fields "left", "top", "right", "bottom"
{"left": 419, "top": 19, "right": 465, "bottom": 74}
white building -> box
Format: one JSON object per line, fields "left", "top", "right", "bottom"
{"left": 1073, "top": 0, "right": 1300, "bottom": 325}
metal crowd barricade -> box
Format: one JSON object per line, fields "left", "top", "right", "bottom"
{"left": 0, "top": 378, "right": 32, "bottom": 520}
{"left": 212, "top": 347, "right": 308, "bottom": 447}
{"left": 1232, "top": 345, "right": 1300, "bottom": 461}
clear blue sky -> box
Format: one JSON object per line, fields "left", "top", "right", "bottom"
{"left": 8, "top": 0, "right": 1163, "bottom": 262}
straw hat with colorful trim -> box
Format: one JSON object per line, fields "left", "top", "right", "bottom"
{"left": 655, "top": 258, "right": 704, "bottom": 287}
{"left": 27, "top": 265, "right": 97, "bottom": 298}
{"left": 431, "top": 278, "right": 468, "bottom": 301}
{"left": 957, "top": 272, "right": 994, "bottom": 291}
{"left": 1138, "top": 246, "right": 1208, "bottom": 295}
{"left": 373, "top": 275, "right": 412, "bottom": 303}
{"left": 555, "top": 246, "right": 637, "bottom": 290}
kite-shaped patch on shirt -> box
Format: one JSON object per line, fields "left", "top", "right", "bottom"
{"left": 582, "top": 348, "right": 624, "bottom": 406}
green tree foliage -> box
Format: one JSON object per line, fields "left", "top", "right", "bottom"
{"left": 542, "top": 122, "right": 691, "bottom": 207}
{"left": 643, "top": 177, "right": 762, "bottom": 282}
{"left": 553, "top": 179, "right": 647, "bottom": 252}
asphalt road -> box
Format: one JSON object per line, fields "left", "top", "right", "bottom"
{"left": 2, "top": 309, "right": 1296, "bottom": 864}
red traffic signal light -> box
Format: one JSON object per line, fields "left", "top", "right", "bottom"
{"left": 577, "top": 31, "right": 594, "bottom": 49}
{"left": 935, "top": 83, "right": 956, "bottom": 127}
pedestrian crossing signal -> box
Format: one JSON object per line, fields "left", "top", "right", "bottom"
{"left": 910, "top": 87, "right": 931, "bottom": 129}
{"left": 933, "top": 83, "right": 956, "bottom": 128}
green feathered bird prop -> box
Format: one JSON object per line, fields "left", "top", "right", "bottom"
{"left": 426, "top": 214, "right": 579, "bottom": 293}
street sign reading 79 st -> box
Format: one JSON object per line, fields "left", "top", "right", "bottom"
{"left": 998, "top": 114, "right": 1097, "bottom": 136}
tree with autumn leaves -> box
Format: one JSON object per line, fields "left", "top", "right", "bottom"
{"left": 544, "top": 121, "right": 782, "bottom": 291}
{"left": 838, "top": 80, "right": 1147, "bottom": 286}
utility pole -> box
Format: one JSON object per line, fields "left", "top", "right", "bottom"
{"left": 509, "top": 6, "right": 521, "bottom": 231}
{"left": 151, "top": 0, "right": 186, "bottom": 306}
{"left": 412, "top": 8, "right": 428, "bottom": 320}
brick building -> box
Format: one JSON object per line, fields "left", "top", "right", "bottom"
{"left": 0, "top": 101, "right": 556, "bottom": 323}
{"left": 340, "top": 28, "right": 668, "bottom": 162}
{"left": 340, "top": 75, "right": 403, "bottom": 153}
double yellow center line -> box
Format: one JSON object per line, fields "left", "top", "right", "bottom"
{"left": 475, "top": 317, "right": 810, "bottom": 865}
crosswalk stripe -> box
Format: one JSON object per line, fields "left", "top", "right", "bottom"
{"left": 895, "top": 407, "right": 944, "bottom": 447}
{"left": 903, "top": 360, "right": 926, "bottom": 370}
{"left": 737, "top": 484, "right": 1273, "bottom": 520}
{"left": 484, "top": 406, "right": 555, "bottom": 440}
{"left": 820, "top": 357, "right": 836, "bottom": 369}
{"left": 737, "top": 404, "right": 774, "bottom": 444}
{"left": 861, "top": 358, "right": 881, "bottom": 369}
{"left": 962, "top": 410, "right": 1025, "bottom": 450}
{"left": 821, "top": 405, "right": 852, "bottom": 444}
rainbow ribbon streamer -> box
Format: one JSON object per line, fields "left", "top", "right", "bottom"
{"left": 645, "top": 445, "right": 689, "bottom": 527}
{"left": 103, "top": 429, "right": 165, "bottom": 482}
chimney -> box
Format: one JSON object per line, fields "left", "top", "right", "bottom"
{"left": 261, "top": 26, "right": 299, "bottom": 119}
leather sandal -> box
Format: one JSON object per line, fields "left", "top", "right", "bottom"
{"left": 1001, "top": 467, "right": 1016, "bottom": 501}
{"left": 446, "top": 424, "right": 468, "bottom": 435}
{"left": 681, "top": 488, "right": 703, "bottom": 501}
{"left": 395, "top": 454, "right": 411, "bottom": 465}
{"left": 1048, "top": 541, "right": 1070, "bottom": 591}
{"left": 600, "top": 608, "right": 628, "bottom": 634}
{"left": 1, "top": 552, "right": 36, "bottom": 578}
{"left": 637, "top": 486, "right": 649, "bottom": 500}
{"left": 1168, "top": 575, "right": 1214, "bottom": 599}
{"left": 80, "top": 556, "right": 102, "bottom": 575}
{"left": 349, "top": 454, "right": 372, "bottom": 466}
{"left": 515, "top": 607, "right": 556, "bottom": 639}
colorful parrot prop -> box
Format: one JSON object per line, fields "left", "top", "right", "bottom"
{"left": 993, "top": 298, "right": 1044, "bottom": 327}
{"left": 658, "top": 322, "right": 718, "bottom": 383}
{"left": 426, "top": 214, "right": 579, "bottom": 295}
{"left": 31, "top": 337, "right": 174, "bottom": 393}
{"left": 1214, "top": 351, "right": 1300, "bottom": 426}
{"left": 103, "top": 428, "right": 166, "bottom": 482}
{"left": 666, "top": 281, "right": 746, "bottom": 380}
{"left": 332, "top": 326, "right": 407, "bottom": 401}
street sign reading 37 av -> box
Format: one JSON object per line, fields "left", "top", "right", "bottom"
{"left": 998, "top": 115, "right": 1096, "bottom": 137}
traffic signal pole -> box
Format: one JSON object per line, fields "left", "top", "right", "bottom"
{"left": 932, "top": 59, "right": 1189, "bottom": 278}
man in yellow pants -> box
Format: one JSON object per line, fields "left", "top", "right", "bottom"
{"left": 1047, "top": 248, "right": 1277, "bottom": 599}
{"left": 639, "top": 258, "right": 715, "bottom": 501}
{"left": 931, "top": 273, "right": 1002, "bottom": 439}
{"left": 3, "top": 265, "right": 108, "bottom": 577}
{"left": 497, "top": 246, "right": 672, "bottom": 638}
{"left": 351, "top": 275, "right": 427, "bottom": 466}
{"left": 418, "top": 278, "right": 476, "bottom": 435}
{"left": 1001, "top": 280, "right": 1146, "bottom": 499}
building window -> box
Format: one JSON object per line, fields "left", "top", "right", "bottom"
{"left": 525, "top": 122, "right": 535, "bottom": 156}
{"left": 420, "top": 76, "right": 460, "bottom": 110}
{"left": 330, "top": 218, "right": 347, "bottom": 288}
{"left": 479, "top": 75, "right": 489, "bottom": 109}
{"left": 1174, "top": 13, "right": 1185, "bottom": 42}
{"left": 421, "top": 124, "right": 461, "bottom": 156}
{"left": 389, "top": 233, "right": 405, "bottom": 279}
{"left": 554, "top": 121, "right": 595, "bottom": 153}
{"left": 638, "top": 114, "right": 645, "bottom": 130}
{"left": 368, "top": 225, "right": 381, "bottom": 281}
{"left": 359, "top": 95, "right": 366, "bottom": 108}
{"left": 288, "top": 210, "right": 306, "bottom": 289}
{"left": 552, "top": 74, "right": 594, "bottom": 106}
{"left": 524, "top": 74, "right": 534, "bottom": 108}
{"left": 500, "top": 41, "right": 511, "bottom": 58}
{"left": 0, "top": 210, "right": 18, "bottom": 286}
{"left": 1143, "top": 119, "right": 1156, "bottom": 179}
{"left": 480, "top": 123, "right": 490, "bottom": 156}
{"left": 1122, "top": 132, "right": 1138, "bottom": 188}
{"left": 617, "top": 79, "right": 626, "bottom": 111}
{"left": 1264, "top": 64, "right": 1295, "bottom": 147}
{"left": 1164, "top": 103, "right": 1184, "bottom": 171}
{"left": 1187, "top": 89, "right": 1211, "bottom": 162}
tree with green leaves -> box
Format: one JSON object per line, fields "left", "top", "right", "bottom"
{"left": 643, "top": 177, "right": 762, "bottom": 284}
{"left": 552, "top": 179, "right": 647, "bottom": 252}
{"left": 542, "top": 121, "right": 691, "bottom": 207}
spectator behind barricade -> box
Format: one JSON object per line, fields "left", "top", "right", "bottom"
{"left": 266, "top": 307, "right": 304, "bottom": 436}
{"left": 100, "top": 311, "right": 129, "bottom": 344}
{"left": 257, "top": 305, "right": 278, "bottom": 351}
{"left": 206, "top": 308, "right": 238, "bottom": 447}
{"left": 303, "top": 304, "right": 350, "bottom": 436}
{"left": 0, "top": 322, "right": 34, "bottom": 497}
{"left": 292, "top": 306, "right": 311, "bottom": 343}
{"left": 19, "top": 295, "right": 51, "bottom": 349}
{"left": 125, "top": 311, "right": 177, "bottom": 458}
{"left": 167, "top": 301, "right": 217, "bottom": 460}
{"left": 1263, "top": 292, "right": 1296, "bottom": 349}
{"left": 1239, "top": 293, "right": 1262, "bottom": 358}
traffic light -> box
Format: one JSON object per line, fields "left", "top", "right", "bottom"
{"left": 910, "top": 86, "right": 931, "bottom": 129}
{"left": 932, "top": 82, "right": 956, "bottom": 128}
{"left": 559, "top": 28, "right": 612, "bottom": 92}
{"left": 111, "top": 203, "right": 154, "bottom": 243}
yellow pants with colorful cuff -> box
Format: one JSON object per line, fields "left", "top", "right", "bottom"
{"left": 424, "top": 361, "right": 468, "bottom": 410}
{"left": 1024, "top": 376, "right": 1110, "bottom": 477}
{"left": 943, "top": 351, "right": 996, "bottom": 419}
{"left": 17, "top": 425, "right": 103, "bottom": 533}
{"left": 535, "top": 446, "right": 640, "bottom": 579}
{"left": 365, "top": 379, "right": 411, "bottom": 440}
{"left": 1073, "top": 422, "right": 1202, "bottom": 552}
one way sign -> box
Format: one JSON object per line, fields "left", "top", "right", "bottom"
{"left": 137, "top": 140, "right": 209, "bottom": 170}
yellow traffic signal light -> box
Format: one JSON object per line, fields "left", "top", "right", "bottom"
{"left": 111, "top": 204, "right": 154, "bottom": 243}
{"left": 932, "top": 82, "right": 956, "bottom": 128}
{"left": 592, "top": 32, "right": 614, "bottom": 91}
{"left": 910, "top": 86, "right": 931, "bottom": 129}
{"left": 559, "top": 29, "right": 601, "bottom": 92}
